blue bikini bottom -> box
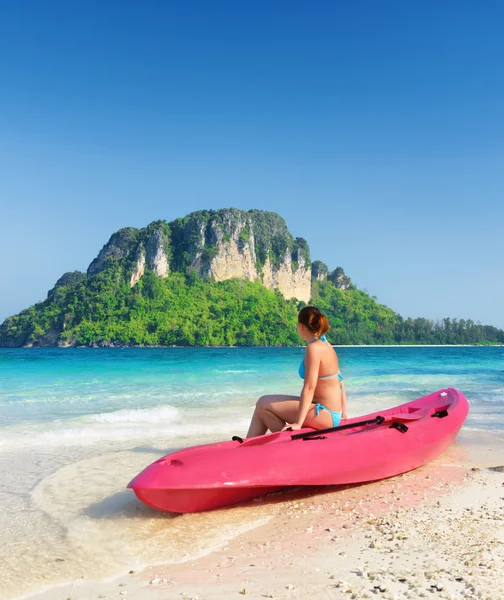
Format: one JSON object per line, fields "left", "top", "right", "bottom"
{"left": 313, "top": 402, "right": 342, "bottom": 427}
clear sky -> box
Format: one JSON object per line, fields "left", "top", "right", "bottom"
{"left": 1, "top": 0, "right": 503, "bottom": 328}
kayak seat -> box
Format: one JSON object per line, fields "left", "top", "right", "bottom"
{"left": 386, "top": 408, "right": 430, "bottom": 421}
{"left": 239, "top": 432, "right": 287, "bottom": 447}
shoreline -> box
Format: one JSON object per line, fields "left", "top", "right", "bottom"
{"left": 16, "top": 430, "right": 504, "bottom": 600}
{"left": 1, "top": 343, "right": 502, "bottom": 350}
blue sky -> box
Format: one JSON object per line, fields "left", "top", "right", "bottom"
{"left": 1, "top": 0, "right": 503, "bottom": 328}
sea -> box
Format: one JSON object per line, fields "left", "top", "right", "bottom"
{"left": 1, "top": 346, "right": 503, "bottom": 599}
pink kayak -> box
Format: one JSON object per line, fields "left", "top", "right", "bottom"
{"left": 127, "top": 388, "right": 469, "bottom": 513}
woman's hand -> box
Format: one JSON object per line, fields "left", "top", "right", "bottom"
{"left": 282, "top": 422, "right": 303, "bottom": 432}
{"left": 342, "top": 412, "right": 348, "bottom": 420}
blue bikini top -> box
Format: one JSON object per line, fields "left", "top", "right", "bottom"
{"left": 298, "top": 335, "right": 343, "bottom": 380}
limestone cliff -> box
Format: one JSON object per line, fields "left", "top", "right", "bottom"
{"left": 145, "top": 228, "right": 169, "bottom": 278}
{"left": 128, "top": 224, "right": 170, "bottom": 287}
{"left": 87, "top": 228, "right": 139, "bottom": 278}
{"left": 171, "top": 209, "right": 312, "bottom": 302}
{"left": 88, "top": 209, "right": 313, "bottom": 302}
{"left": 129, "top": 247, "right": 146, "bottom": 287}
{"left": 260, "top": 251, "right": 310, "bottom": 303}
{"left": 311, "top": 261, "right": 328, "bottom": 282}
{"left": 328, "top": 267, "right": 353, "bottom": 290}
{"left": 88, "top": 221, "right": 170, "bottom": 288}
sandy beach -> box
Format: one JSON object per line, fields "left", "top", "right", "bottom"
{"left": 2, "top": 0, "right": 504, "bottom": 596}
{"left": 21, "top": 430, "right": 504, "bottom": 600}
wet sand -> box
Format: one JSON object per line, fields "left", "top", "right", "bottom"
{"left": 19, "top": 430, "right": 504, "bottom": 600}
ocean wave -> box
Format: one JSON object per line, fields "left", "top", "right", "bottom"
{"left": 471, "top": 393, "right": 504, "bottom": 405}
{"left": 88, "top": 405, "right": 180, "bottom": 423}
{"left": 459, "top": 425, "right": 504, "bottom": 433}
{"left": 0, "top": 388, "right": 248, "bottom": 410}
{"left": 0, "top": 416, "right": 251, "bottom": 450}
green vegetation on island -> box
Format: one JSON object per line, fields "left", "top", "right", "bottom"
{"left": 311, "top": 280, "right": 503, "bottom": 345}
{"left": 1, "top": 268, "right": 502, "bottom": 348}
{"left": 1, "top": 208, "right": 502, "bottom": 347}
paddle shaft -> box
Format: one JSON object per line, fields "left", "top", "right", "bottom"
{"left": 290, "top": 415, "right": 385, "bottom": 440}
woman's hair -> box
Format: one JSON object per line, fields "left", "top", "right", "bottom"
{"left": 298, "top": 306, "right": 330, "bottom": 337}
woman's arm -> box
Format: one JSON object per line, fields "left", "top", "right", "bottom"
{"left": 282, "top": 345, "right": 320, "bottom": 430}
{"left": 340, "top": 380, "right": 348, "bottom": 420}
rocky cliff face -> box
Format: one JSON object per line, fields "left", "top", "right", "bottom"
{"left": 182, "top": 210, "right": 312, "bottom": 302}
{"left": 145, "top": 229, "right": 170, "bottom": 278}
{"left": 129, "top": 226, "right": 170, "bottom": 287}
{"left": 88, "top": 222, "right": 170, "bottom": 288}
{"left": 86, "top": 209, "right": 312, "bottom": 302}
{"left": 186, "top": 209, "right": 312, "bottom": 302}
{"left": 261, "top": 251, "right": 311, "bottom": 303}
{"left": 87, "top": 228, "right": 139, "bottom": 278}
{"left": 311, "top": 260, "right": 328, "bottom": 282}
{"left": 206, "top": 221, "right": 259, "bottom": 282}
{"left": 129, "top": 247, "right": 146, "bottom": 287}
{"left": 328, "top": 266, "right": 353, "bottom": 290}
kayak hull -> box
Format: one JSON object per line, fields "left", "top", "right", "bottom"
{"left": 133, "top": 485, "right": 282, "bottom": 513}
{"left": 128, "top": 388, "right": 469, "bottom": 513}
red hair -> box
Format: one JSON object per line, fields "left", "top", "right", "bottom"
{"left": 298, "top": 306, "right": 330, "bottom": 337}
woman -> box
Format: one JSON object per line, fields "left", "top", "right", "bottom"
{"left": 246, "top": 306, "right": 347, "bottom": 437}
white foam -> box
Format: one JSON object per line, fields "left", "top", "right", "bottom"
{"left": 3, "top": 388, "right": 247, "bottom": 407}
{"left": 0, "top": 416, "right": 252, "bottom": 451}
{"left": 475, "top": 393, "right": 504, "bottom": 404}
{"left": 460, "top": 425, "right": 504, "bottom": 433}
{"left": 88, "top": 405, "right": 180, "bottom": 423}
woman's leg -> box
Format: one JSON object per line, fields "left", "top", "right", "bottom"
{"left": 246, "top": 395, "right": 300, "bottom": 438}
{"left": 246, "top": 394, "right": 336, "bottom": 437}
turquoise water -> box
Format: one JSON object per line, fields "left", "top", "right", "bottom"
{"left": 1, "top": 347, "right": 503, "bottom": 447}
{"left": 0, "top": 346, "right": 503, "bottom": 599}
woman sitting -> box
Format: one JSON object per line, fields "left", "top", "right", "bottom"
{"left": 246, "top": 306, "right": 347, "bottom": 437}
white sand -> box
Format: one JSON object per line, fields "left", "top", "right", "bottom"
{"left": 20, "top": 434, "right": 504, "bottom": 600}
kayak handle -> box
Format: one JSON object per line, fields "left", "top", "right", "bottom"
{"left": 389, "top": 421, "right": 409, "bottom": 433}
{"left": 431, "top": 409, "right": 449, "bottom": 418}
{"left": 291, "top": 415, "right": 385, "bottom": 440}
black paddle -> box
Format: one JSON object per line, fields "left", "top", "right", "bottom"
{"left": 232, "top": 413, "right": 416, "bottom": 444}
{"left": 290, "top": 415, "right": 385, "bottom": 440}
